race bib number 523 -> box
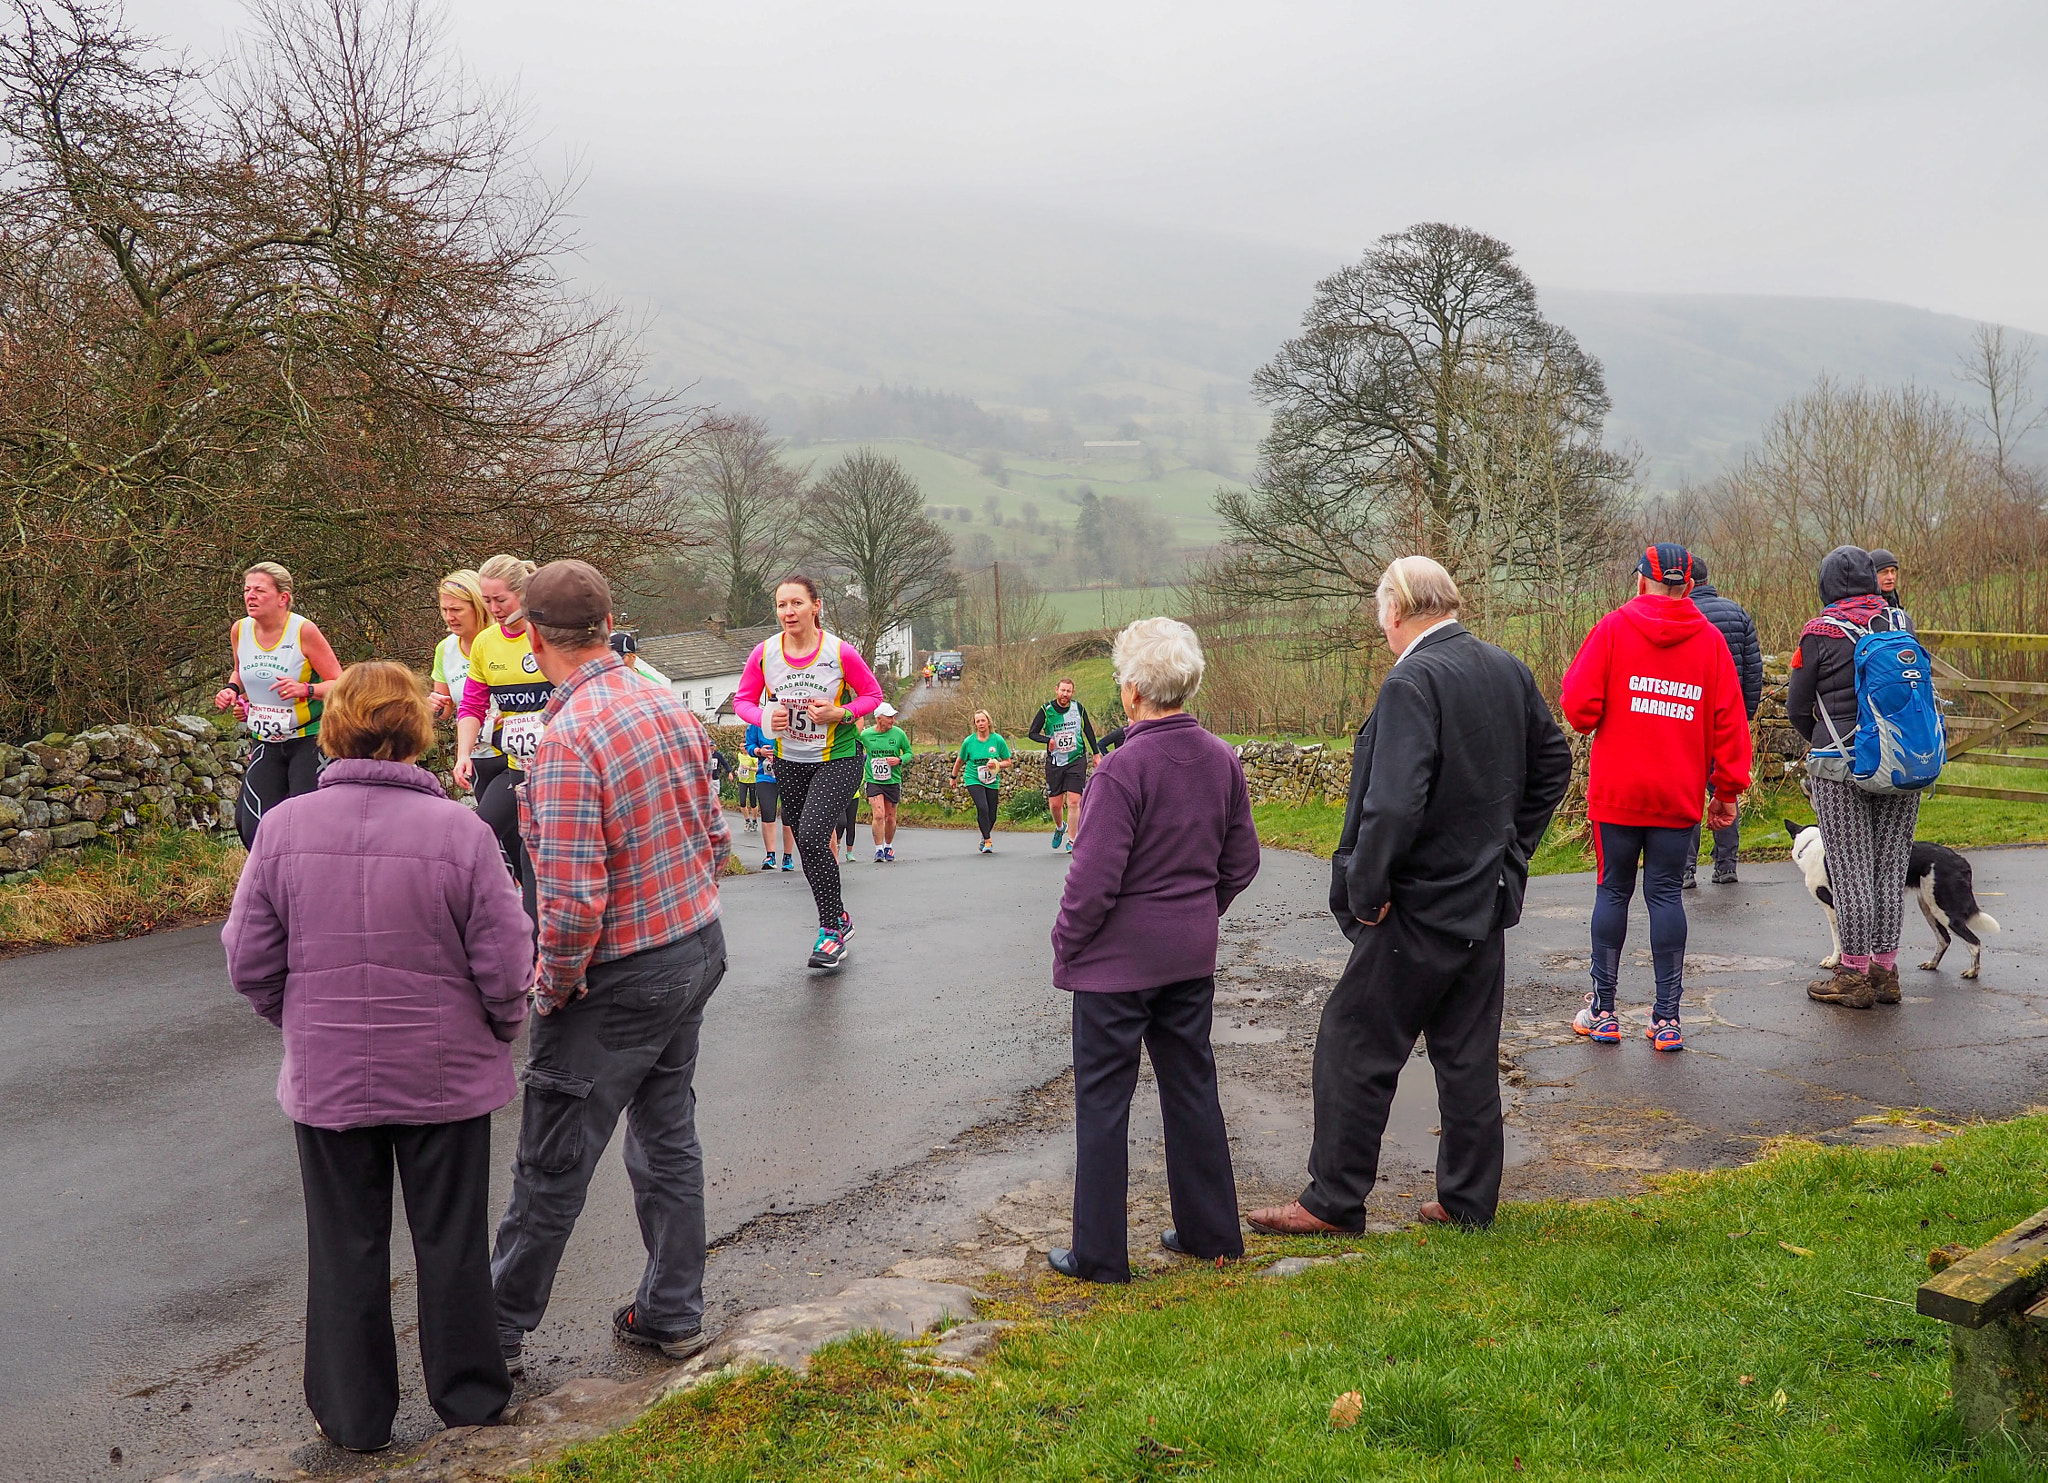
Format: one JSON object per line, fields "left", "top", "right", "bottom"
{"left": 500, "top": 712, "right": 545, "bottom": 762}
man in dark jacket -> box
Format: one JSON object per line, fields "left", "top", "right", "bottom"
{"left": 1684, "top": 556, "right": 1763, "bottom": 886}
{"left": 1246, "top": 557, "right": 1572, "bottom": 1235}
{"left": 1869, "top": 549, "right": 1913, "bottom": 627}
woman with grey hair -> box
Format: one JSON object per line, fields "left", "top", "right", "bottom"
{"left": 1047, "top": 617, "right": 1261, "bottom": 1282}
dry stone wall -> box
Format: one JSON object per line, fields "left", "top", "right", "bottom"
{"left": 0, "top": 717, "right": 248, "bottom": 879}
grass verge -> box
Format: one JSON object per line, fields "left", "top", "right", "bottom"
{"left": 1253, "top": 785, "right": 2048, "bottom": 875}
{"left": 533, "top": 1115, "right": 2048, "bottom": 1481}
{"left": 0, "top": 828, "right": 246, "bottom": 951}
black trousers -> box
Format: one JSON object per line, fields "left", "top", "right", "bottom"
{"left": 237, "top": 734, "right": 321, "bottom": 848}
{"left": 1301, "top": 910, "right": 1506, "bottom": 1229}
{"left": 967, "top": 784, "right": 999, "bottom": 840}
{"left": 473, "top": 757, "right": 536, "bottom": 926}
{"left": 293, "top": 1115, "right": 509, "bottom": 1451}
{"left": 1070, "top": 977, "right": 1242, "bottom": 1282}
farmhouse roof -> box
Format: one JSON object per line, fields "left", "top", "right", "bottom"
{"left": 637, "top": 630, "right": 750, "bottom": 682}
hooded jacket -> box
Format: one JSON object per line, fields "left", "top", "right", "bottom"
{"left": 1787, "top": 545, "right": 1907, "bottom": 747}
{"left": 1560, "top": 593, "right": 1754, "bottom": 828}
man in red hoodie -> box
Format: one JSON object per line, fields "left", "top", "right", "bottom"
{"left": 1560, "top": 543, "right": 1752, "bottom": 1052}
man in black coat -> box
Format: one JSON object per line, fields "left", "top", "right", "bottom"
{"left": 1247, "top": 557, "right": 1573, "bottom": 1234}
{"left": 1684, "top": 556, "right": 1763, "bottom": 886}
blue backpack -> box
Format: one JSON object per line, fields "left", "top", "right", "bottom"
{"left": 1814, "top": 616, "right": 1945, "bottom": 793}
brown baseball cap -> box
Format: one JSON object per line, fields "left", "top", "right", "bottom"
{"left": 523, "top": 559, "right": 612, "bottom": 627}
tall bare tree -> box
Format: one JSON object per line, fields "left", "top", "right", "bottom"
{"left": 802, "top": 447, "right": 956, "bottom": 663}
{"left": 0, "top": 0, "right": 698, "bottom": 734}
{"left": 673, "top": 414, "right": 803, "bottom": 627}
{"left": 1957, "top": 323, "right": 2048, "bottom": 485}
{"left": 1210, "top": 222, "right": 1633, "bottom": 645}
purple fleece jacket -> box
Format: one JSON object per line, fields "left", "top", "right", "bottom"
{"left": 223, "top": 758, "right": 532, "bottom": 1131}
{"left": 1051, "top": 713, "right": 1260, "bottom": 991}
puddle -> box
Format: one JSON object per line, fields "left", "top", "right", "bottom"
{"left": 1212, "top": 1018, "right": 1286, "bottom": 1044}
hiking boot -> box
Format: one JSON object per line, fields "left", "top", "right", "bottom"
{"left": 612, "top": 1303, "right": 713, "bottom": 1362}
{"left": 1681, "top": 872, "right": 1698, "bottom": 890}
{"left": 1807, "top": 966, "right": 1875, "bottom": 1009}
{"left": 1711, "top": 867, "right": 1738, "bottom": 885}
{"left": 1870, "top": 963, "right": 1902, "bottom": 1004}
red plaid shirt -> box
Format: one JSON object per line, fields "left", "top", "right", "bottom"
{"left": 520, "top": 652, "right": 731, "bottom": 1010}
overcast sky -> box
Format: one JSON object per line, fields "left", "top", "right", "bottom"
{"left": 131, "top": 0, "right": 2048, "bottom": 331}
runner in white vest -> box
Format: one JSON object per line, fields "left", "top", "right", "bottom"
{"left": 214, "top": 562, "right": 343, "bottom": 847}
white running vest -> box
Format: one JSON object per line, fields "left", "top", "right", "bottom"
{"left": 760, "top": 631, "right": 851, "bottom": 763}
{"left": 237, "top": 613, "right": 316, "bottom": 742}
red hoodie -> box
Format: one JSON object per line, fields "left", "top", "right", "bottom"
{"left": 1560, "top": 594, "right": 1754, "bottom": 828}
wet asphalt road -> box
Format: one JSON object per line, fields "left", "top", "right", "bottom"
{"left": 5, "top": 833, "right": 2046, "bottom": 1481}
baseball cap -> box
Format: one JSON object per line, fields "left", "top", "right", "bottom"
{"left": 1868, "top": 548, "right": 1899, "bottom": 571}
{"left": 876, "top": 701, "right": 898, "bottom": 718}
{"left": 524, "top": 559, "right": 611, "bottom": 627}
{"left": 1637, "top": 542, "right": 1694, "bottom": 586}
{"left": 608, "top": 630, "right": 639, "bottom": 658}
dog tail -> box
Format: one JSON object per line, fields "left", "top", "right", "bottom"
{"left": 1969, "top": 911, "right": 2001, "bottom": 936}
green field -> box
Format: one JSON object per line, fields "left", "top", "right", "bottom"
{"left": 1041, "top": 587, "right": 1177, "bottom": 633}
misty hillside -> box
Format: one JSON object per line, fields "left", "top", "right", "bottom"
{"left": 574, "top": 183, "right": 2040, "bottom": 489}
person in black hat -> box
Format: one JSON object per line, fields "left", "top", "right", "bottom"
{"left": 1867, "top": 550, "right": 1911, "bottom": 627}
{"left": 1681, "top": 555, "right": 1763, "bottom": 887}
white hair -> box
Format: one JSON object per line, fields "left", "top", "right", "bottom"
{"left": 1112, "top": 616, "right": 1205, "bottom": 709}
{"left": 1376, "top": 555, "right": 1461, "bottom": 627}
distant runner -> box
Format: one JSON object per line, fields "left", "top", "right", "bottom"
{"left": 861, "top": 702, "right": 913, "bottom": 862}
{"left": 454, "top": 554, "right": 551, "bottom": 918}
{"left": 745, "top": 718, "right": 789, "bottom": 870}
{"left": 732, "top": 575, "right": 886, "bottom": 969}
{"left": 215, "top": 562, "right": 343, "bottom": 847}
{"left": 430, "top": 570, "right": 489, "bottom": 789}
{"left": 952, "top": 710, "right": 1014, "bottom": 854}
{"left": 735, "top": 741, "right": 760, "bottom": 835}
{"left": 1029, "top": 677, "right": 1099, "bottom": 853}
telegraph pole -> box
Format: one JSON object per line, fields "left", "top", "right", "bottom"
{"left": 993, "top": 561, "right": 1003, "bottom": 663}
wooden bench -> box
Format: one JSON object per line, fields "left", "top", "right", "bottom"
{"left": 1919, "top": 1206, "right": 2048, "bottom": 1451}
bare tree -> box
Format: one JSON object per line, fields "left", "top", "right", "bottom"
{"left": 673, "top": 414, "right": 803, "bottom": 627}
{"left": 1957, "top": 323, "right": 2048, "bottom": 484}
{"left": 803, "top": 447, "right": 956, "bottom": 662}
{"left": 0, "top": 0, "right": 698, "bottom": 734}
{"left": 1210, "top": 222, "right": 1633, "bottom": 645}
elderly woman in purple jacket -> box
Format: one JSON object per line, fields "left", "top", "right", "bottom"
{"left": 225, "top": 662, "right": 532, "bottom": 1453}
{"left": 1048, "top": 618, "right": 1260, "bottom": 1283}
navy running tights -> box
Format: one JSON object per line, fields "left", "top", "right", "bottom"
{"left": 1590, "top": 822, "right": 1691, "bottom": 1021}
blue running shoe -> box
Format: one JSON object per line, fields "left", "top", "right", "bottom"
{"left": 781, "top": 853, "right": 795, "bottom": 871}
{"left": 1572, "top": 994, "right": 1621, "bottom": 1045}
{"left": 1647, "top": 1019, "right": 1684, "bottom": 1052}
{"left": 1051, "top": 826, "right": 1065, "bottom": 850}
{"left": 761, "top": 853, "right": 776, "bottom": 871}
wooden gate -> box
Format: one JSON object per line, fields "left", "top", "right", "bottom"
{"left": 1919, "top": 630, "right": 2048, "bottom": 805}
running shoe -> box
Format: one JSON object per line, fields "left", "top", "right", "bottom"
{"left": 808, "top": 927, "right": 848, "bottom": 970}
{"left": 761, "top": 852, "right": 776, "bottom": 871}
{"left": 884, "top": 846, "right": 895, "bottom": 862}
{"left": 782, "top": 853, "right": 795, "bottom": 871}
{"left": 1646, "top": 1018, "right": 1685, "bottom": 1052}
{"left": 837, "top": 909, "right": 856, "bottom": 943}
{"left": 744, "top": 818, "right": 756, "bottom": 833}
{"left": 979, "top": 839, "right": 993, "bottom": 855}
{"left": 1063, "top": 835, "right": 1075, "bottom": 854}
{"left": 1051, "top": 826, "right": 1065, "bottom": 850}
{"left": 875, "top": 846, "right": 887, "bottom": 863}
{"left": 1572, "top": 994, "right": 1621, "bottom": 1044}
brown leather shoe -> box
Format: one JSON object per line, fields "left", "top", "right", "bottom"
{"left": 1807, "top": 966, "right": 1875, "bottom": 1009}
{"left": 1870, "top": 964, "right": 1902, "bottom": 1004}
{"left": 1245, "top": 1201, "right": 1346, "bottom": 1236}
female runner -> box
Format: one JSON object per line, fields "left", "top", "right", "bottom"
{"left": 429, "top": 570, "right": 489, "bottom": 787}
{"left": 453, "top": 555, "right": 551, "bottom": 918}
{"left": 732, "top": 575, "right": 885, "bottom": 969}
{"left": 214, "top": 562, "right": 342, "bottom": 848}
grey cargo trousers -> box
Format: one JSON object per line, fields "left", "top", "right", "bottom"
{"left": 491, "top": 920, "right": 726, "bottom": 1345}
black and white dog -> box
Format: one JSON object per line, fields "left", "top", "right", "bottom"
{"left": 1785, "top": 821, "right": 2001, "bottom": 979}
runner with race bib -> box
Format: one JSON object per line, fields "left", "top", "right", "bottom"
{"left": 214, "top": 562, "right": 343, "bottom": 848}
{"left": 861, "top": 702, "right": 914, "bottom": 862}
{"left": 1028, "top": 676, "right": 1099, "bottom": 854}
{"left": 732, "top": 575, "right": 885, "bottom": 971}
{"left": 454, "top": 555, "right": 552, "bottom": 920}
{"left": 951, "top": 709, "right": 1014, "bottom": 854}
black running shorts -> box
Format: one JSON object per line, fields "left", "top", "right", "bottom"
{"left": 1045, "top": 760, "right": 1089, "bottom": 797}
{"left": 864, "top": 782, "right": 901, "bottom": 803}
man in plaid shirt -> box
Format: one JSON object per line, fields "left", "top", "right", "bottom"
{"left": 491, "top": 560, "right": 732, "bottom": 1371}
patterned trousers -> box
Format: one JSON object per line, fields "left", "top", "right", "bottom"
{"left": 1810, "top": 777, "right": 1920, "bottom": 957}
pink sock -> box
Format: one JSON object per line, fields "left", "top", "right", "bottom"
{"left": 1873, "top": 951, "right": 1898, "bottom": 970}
{"left": 1841, "top": 953, "right": 1872, "bottom": 971}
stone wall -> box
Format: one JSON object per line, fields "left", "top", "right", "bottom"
{"left": 0, "top": 718, "right": 247, "bottom": 879}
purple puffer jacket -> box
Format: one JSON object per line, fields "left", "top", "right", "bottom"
{"left": 224, "top": 759, "right": 532, "bottom": 1131}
